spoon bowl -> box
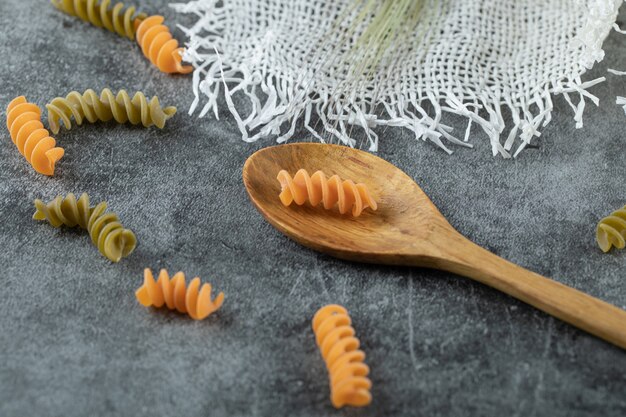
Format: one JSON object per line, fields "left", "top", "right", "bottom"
{"left": 243, "top": 143, "right": 444, "bottom": 262}
{"left": 243, "top": 143, "right": 626, "bottom": 349}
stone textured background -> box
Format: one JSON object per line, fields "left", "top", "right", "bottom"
{"left": 0, "top": 1, "right": 625, "bottom": 416}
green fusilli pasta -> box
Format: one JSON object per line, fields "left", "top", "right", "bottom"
{"left": 596, "top": 205, "right": 626, "bottom": 253}
{"left": 46, "top": 88, "right": 176, "bottom": 134}
{"left": 33, "top": 193, "right": 136, "bottom": 262}
{"left": 52, "top": 0, "right": 146, "bottom": 39}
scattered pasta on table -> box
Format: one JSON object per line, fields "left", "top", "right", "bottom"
{"left": 596, "top": 205, "right": 626, "bottom": 253}
{"left": 46, "top": 88, "right": 176, "bottom": 134}
{"left": 33, "top": 193, "right": 136, "bottom": 262}
{"left": 312, "top": 304, "right": 372, "bottom": 409}
{"left": 136, "top": 269, "right": 224, "bottom": 320}
{"left": 6, "top": 96, "right": 65, "bottom": 176}
{"left": 136, "top": 15, "right": 193, "bottom": 74}
{"left": 51, "top": 0, "right": 146, "bottom": 39}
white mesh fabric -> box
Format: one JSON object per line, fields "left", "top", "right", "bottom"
{"left": 171, "top": 0, "right": 624, "bottom": 158}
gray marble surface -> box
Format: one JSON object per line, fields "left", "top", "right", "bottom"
{"left": 0, "top": 1, "right": 625, "bottom": 416}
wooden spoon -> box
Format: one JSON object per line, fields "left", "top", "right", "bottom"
{"left": 243, "top": 143, "right": 626, "bottom": 349}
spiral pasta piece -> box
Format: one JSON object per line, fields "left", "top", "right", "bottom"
{"left": 51, "top": 0, "right": 146, "bottom": 39}
{"left": 135, "top": 269, "right": 224, "bottom": 320}
{"left": 277, "top": 169, "right": 377, "bottom": 217}
{"left": 596, "top": 205, "right": 626, "bottom": 253}
{"left": 6, "top": 96, "right": 65, "bottom": 176}
{"left": 46, "top": 88, "right": 176, "bottom": 134}
{"left": 33, "top": 193, "right": 136, "bottom": 262}
{"left": 136, "top": 15, "right": 193, "bottom": 74}
{"left": 312, "top": 304, "right": 372, "bottom": 409}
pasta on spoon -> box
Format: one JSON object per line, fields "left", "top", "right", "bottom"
{"left": 277, "top": 169, "right": 377, "bottom": 217}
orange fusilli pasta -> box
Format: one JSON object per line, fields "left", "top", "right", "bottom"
{"left": 277, "top": 169, "right": 377, "bottom": 216}
{"left": 136, "top": 15, "right": 192, "bottom": 74}
{"left": 135, "top": 269, "right": 224, "bottom": 320}
{"left": 6, "top": 96, "right": 64, "bottom": 176}
{"left": 312, "top": 304, "right": 372, "bottom": 408}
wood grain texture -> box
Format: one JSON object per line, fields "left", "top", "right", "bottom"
{"left": 243, "top": 143, "right": 626, "bottom": 350}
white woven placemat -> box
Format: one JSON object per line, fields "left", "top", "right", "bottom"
{"left": 171, "top": 0, "right": 624, "bottom": 158}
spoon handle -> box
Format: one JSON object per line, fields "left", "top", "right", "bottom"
{"left": 431, "top": 233, "right": 626, "bottom": 349}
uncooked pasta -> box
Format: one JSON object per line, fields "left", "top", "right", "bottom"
{"left": 312, "top": 304, "right": 372, "bottom": 408}
{"left": 33, "top": 193, "right": 136, "bottom": 262}
{"left": 277, "top": 169, "right": 377, "bottom": 216}
{"left": 6, "top": 96, "right": 64, "bottom": 176}
{"left": 135, "top": 269, "right": 224, "bottom": 320}
{"left": 596, "top": 205, "right": 626, "bottom": 253}
{"left": 52, "top": 0, "right": 146, "bottom": 39}
{"left": 46, "top": 88, "right": 176, "bottom": 134}
{"left": 136, "top": 15, "right": 192, "bottom": 74}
